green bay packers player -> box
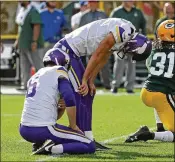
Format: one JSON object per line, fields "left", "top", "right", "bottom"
{"left": 125, "top": 19, "right": 175, "bottom": 142}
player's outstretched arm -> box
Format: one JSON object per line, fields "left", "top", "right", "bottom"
{"left": 88, "top": 52, "right": 111, "bottom": 96}
{"left": 78, "top": 33, "right": 115, "bottom": 95}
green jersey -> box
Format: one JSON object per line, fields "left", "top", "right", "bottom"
{"left": 110, "top": 6, "right": 146, "bottom": 35}
{"left": 144, "top": 48, "right": 175, "bottom": 94}
{"left": 18, "top": 7, "right": 44, "bottom": 50}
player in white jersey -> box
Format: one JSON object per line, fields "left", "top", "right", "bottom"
{"left": 19, "top": 48, "right": 95, "bottom": 155}
{"left": 51, "top": 18, "right": 152, "bottom": 148}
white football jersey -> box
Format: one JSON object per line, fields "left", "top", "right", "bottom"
{"left": 21, "top": 66, "right": 69, "bottom": 126}
{"left": 65, "top": 18, "right": 136, "bottom": 57}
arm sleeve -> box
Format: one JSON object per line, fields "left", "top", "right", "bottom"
{"left": 31, "top": 10, "right": 42, "bottom": 24}
{"left": 58, "top": 78, "right": 76, "bottom": 107}
{"left": 109, "top": 25, "right": 125, "bottom": 43}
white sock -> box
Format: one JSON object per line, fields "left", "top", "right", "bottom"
{"left": 154, "top": 131, "right": 174, "bottom": 142}
{"left": 51, "top": 144, "right": 63, "bottom": 154}
{"left": 154, "top": 109, "right": 162, "bottom": 123}
{"left": 84, "top": 131, "right": 94, "bottom": 140}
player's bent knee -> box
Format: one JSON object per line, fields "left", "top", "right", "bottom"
{"left": 88, "top": 141, "right": 96, "bottom": 154}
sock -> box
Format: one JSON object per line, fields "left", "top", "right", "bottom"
{"left": 51, "top": 144, "right": 63, "bottom": 154}
{"left": 154, "top": 131, "right": 174, "bottom": 142}
{"left": 154, "top": 109, "right": 162, "bottom": 124}
{"left": 84, "top": 131, "right": 94, "bottom": 140}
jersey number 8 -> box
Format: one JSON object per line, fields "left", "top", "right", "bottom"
{"left": 150, "top": 52, "right": 174, "bottom": 78}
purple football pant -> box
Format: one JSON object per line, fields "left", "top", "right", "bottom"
{"left": 20, "top": 124, "right": 95, "bottom": 154}
{"left": 54, "top": 39, "right": 94, "bottom": 132}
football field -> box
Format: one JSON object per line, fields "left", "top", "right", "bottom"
{"left": 1, "top": 92, "right": 174, "bottom": 161}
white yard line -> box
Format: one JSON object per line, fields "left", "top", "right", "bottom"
{"left": 102, "top": 127, "right": 155, "bottom": 144}
{"left": 35, "top": 127, "right": 155, "bottom": 161}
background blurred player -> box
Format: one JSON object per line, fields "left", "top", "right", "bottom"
{"left": 19, "top": 48, "right": 95, "bottom": 155}
{"left": 125, "top": 20, "right": 175, "bottom": 143}
{"left": 53, "top": 18, "right": 152, "bottom": 145}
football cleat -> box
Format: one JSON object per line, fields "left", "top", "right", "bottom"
{"left": 32, "top": 140, "right": 55, "bottom": 155}
{"left": 32, "top": 142, "right": 45, "bottom": 152}
{"left": 94, "top": 140, "right": 111, "bottom": 150}
{"left": 125, "top": 126, "right": 153, "bottom": 143}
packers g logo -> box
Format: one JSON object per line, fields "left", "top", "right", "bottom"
{"left": 165, "top": 23, "right": 174, "bottom": 29}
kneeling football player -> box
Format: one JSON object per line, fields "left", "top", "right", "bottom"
{"left": 125, "top": 20, "right": 175, "bottom": 143}
{"left": 19, "top": 48, "right": 95, "bottom": 155}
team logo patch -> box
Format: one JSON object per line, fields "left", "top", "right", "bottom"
{"left": 165, "top": 23, "right": 174, "bottom": 29}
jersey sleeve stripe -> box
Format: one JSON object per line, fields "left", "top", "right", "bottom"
{"left": 116, "top": 26, "right": 121, "bottom": 42}
{"left": 56, "top": 70, "right": 68, "bottom": 77}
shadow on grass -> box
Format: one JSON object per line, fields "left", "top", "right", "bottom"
{"left": 107, "top": 143, "right": 154, "bottom": 147}
{"left": 113, "top": 151, "right": 174, "bottom": 160}
{"left": 48, "top": 149, "right": 174, "bottom": 161}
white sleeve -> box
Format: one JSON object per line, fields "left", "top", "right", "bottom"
{"left": 55, "top": 66, "right": 69, "bottom": 80}
{"left": 71, "top": 14, "right": 79, "bottom": 30}
{"left": 109, "top": 25, "right": 124, "bottom": 43}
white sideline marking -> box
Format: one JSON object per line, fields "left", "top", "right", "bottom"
{"left": 35, "top": 127, "right": 155, "bottom": 161}
{"left": 102, "top": 127, "right": 155, "bottom": 144}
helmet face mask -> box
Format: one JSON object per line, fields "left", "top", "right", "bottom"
{"left": 116, "top": 33, "right": 152, "bottom": 62}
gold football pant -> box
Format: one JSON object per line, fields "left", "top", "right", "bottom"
{"left": 141, "top": 88, "right": 175, "bottom": 132}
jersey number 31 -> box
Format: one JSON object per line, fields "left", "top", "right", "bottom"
{"left": 150, "top": 52, "right": 174, "bottom": 78}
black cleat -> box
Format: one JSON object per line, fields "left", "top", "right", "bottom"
{"left": 125, "top": 126, "right": 153, "bottom": 143}
{"left": 94, "top": 140, "right": 111, "bottom": 150}
{"left": 32, "top": 142, "right": 44, "bottom": 152}
{"left": 32, "top": 140, "right": 55, "bottom": 155}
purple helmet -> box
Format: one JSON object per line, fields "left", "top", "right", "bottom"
{"left": 117, "top": 33, "right": 152, "bottom": 61}
{"left": 43, "top": 48, "right": 70, "bottom": 69}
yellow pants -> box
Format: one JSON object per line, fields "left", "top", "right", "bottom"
{"left": 141, "top": 88, "right": 175, "bottom": 132}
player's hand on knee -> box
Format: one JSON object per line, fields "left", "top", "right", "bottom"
{"left": 78, "top": 79, "right": 89, "bottom": 96}
{"left": 88, "top": 82, "right": 96, "bottom": 96}
{"left": 70, "top": 125, "right": 84, "bottom": 134}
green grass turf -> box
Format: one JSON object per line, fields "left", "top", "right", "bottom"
{"left": 1, "top": 93, "right": 174, "bottom": 161}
